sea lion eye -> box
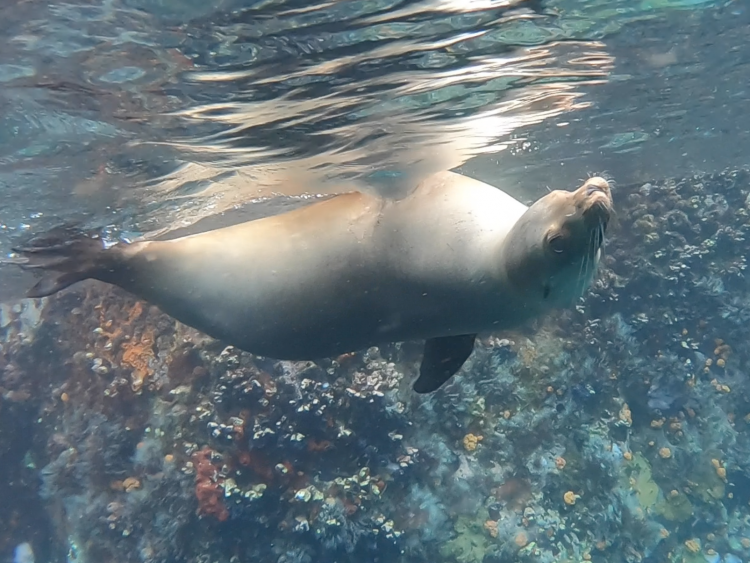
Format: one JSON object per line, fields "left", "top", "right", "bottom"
{"left": 548, "top": 234, "right": 566, "bottom": 254}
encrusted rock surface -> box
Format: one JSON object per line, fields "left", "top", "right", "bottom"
{"left": 3, "top": 168, "right": 750, "bottom": 563}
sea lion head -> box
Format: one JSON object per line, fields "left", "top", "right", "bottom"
{"left": 501, "top": 176, "right": 613, "bottom": 308}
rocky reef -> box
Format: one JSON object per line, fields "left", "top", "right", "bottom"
{"left": 3, "top": 168, "right": 750, "bottom": 563}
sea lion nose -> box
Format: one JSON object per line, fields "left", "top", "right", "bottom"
{"left": 584, "top": 177, "right": 610, "bottom": 197}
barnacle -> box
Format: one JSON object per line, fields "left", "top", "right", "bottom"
{"left": 122, "top": 477, "right": 141, "bottom": 492}
{"left": 462, "top": 433, "right": 482, "bottom": 452}
{"left": 619, "top": 403, "right": 632, "bottom": 426}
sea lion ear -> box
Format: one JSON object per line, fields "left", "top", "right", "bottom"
{"left": 413, "top": 334, "right": 477, "bottom": 393}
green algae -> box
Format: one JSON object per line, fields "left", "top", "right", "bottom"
{"left": 695, "top": 469, "right": 726, "bottom": 502}
{"left": 439, "top": 513, "right": 491, "bottom": 563}
{"left": 655, "top": 491, "right": 693, "bottom": 522}
{"left": 621, "top": 453, "right": 695, "bottom": 522}
{"left": 671, "top": 547, "right": 706, "bottom": 563}
{"left": 624, "top": 453, "right": 660, "bottom": 511}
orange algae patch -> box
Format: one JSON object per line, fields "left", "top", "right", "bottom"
{"left": 121, "top": 328, "right": 156, "bottom": 393}
{"left": 93, "top": 299, "right": 156, "bottom": 392}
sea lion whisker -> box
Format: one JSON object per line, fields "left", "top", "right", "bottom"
{"left": 584, "top": 220, "right": 605, "bottom": 297}
{"left": 583, "top": 252, "right": 593, "bottom": 296}
{"left": 580, "top": 251, "right": 588, "bottom": 287}
{"left": 591, "top": 223, "right": 601, "bottom": 256}
{"left": 591, "top": 221, "right": 600, "bottom": 258}
{"left": 576, "top": 248, "right": 589, "bottom": 299}
{"left": 578, "top": 226, "right": 599, "bottom": 297}
{"left": 578, "top": 246, "right": 588, "bottom": 291}
{"left": 581, "top": 225, "right": 599, "bottom": 282}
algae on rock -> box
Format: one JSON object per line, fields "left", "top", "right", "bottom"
{"left": 439, "top": 513, "right": 492, "bottom": 563}
{"left": 623, "top": 453, "right": 660, "bottom": 513}
{"left": 655, "top": 492, "right": 693, "bottom": 523}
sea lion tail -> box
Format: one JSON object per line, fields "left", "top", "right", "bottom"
{"left": 11, "top": 228, "right": 116, "bottom": 298}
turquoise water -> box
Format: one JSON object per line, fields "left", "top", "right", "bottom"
{"left": 1, "top": 1, "right": 749, "bottom": 562}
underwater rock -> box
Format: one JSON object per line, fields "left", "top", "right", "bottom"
{"left": 5, "top": 168, "right": 750, "bottom": 562}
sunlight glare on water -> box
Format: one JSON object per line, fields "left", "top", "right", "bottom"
{"left": 150, "top": 0, "right": 613, "bottom": 213}
{"left": 0, "top": 0, "right": 737, "bottom": 302}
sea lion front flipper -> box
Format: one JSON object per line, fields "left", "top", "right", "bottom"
{"left": 413, "top": 334, "right": 477, "bottom": 393}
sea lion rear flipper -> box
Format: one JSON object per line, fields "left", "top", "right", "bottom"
{"left": 11, "top": 228, "right": 119, "bottom": 298}
{"left": 413, "top": 334, "right": 477, "bottom": 393}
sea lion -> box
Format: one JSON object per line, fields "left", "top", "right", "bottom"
{"left": 13, "top": 171, "right": 613, "bottom": 393}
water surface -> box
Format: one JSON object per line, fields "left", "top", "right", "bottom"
{"left": 0, "top": 0, "right": 743, "bottom": 300}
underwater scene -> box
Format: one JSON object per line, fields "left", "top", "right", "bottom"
{"left": 1, "top": 1, "right": 749, "bottom": 563}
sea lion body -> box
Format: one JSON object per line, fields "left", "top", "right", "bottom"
{"left": 16, "top": 171, "right": 613, "bottom": 392}
{"left": 113, "top": 173, "right": 527, "bottom": 359}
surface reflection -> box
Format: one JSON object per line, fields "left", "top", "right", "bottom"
{"left": 155, "top": 40, "right": 612, "bottom": 211}
{"left": 0, "top": 0, "right": 735, "bottom": 302}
